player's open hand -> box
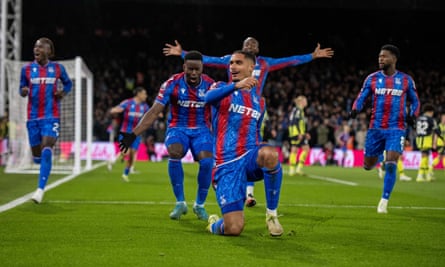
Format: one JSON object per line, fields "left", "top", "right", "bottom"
{"left": 118, "top": 131, "right": 137, "bottom": 153}
{"left": 163, "top": 40, "right": 182, "bottom": 56}
{"left": 312, "top": 43, "right": 334, "bottom": 59}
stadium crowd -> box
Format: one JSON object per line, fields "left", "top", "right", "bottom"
{"left": 17, "top": 3, "right": 445, "bottom": 164}
{"left": 88, "top": 34, "right": 445, "bottom": 165}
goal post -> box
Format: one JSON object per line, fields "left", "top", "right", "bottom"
{"left": 4, "top": 56, "right": 94, "bottom": 174}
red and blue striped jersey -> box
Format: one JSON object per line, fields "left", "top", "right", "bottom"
{"left": 19, "top": 61, "right": 72, "bottom": 120}
{"left": 155, "top": 72, "right": 214, "bottom": 129}
{"left": 352, "top": 70, "right": 420, "bottom": 130}
{"left": 208, "top": 82, "right": 266, "bottom": 165}
{"left": 183, "top": 51, "right": 312, "bottom": 95}
{"left": 118, "top": 98, "right": 150, "bottom": 133}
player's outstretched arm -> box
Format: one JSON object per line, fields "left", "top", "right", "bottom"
{"left": 163, "top": 40, "right": 183, "bottom": 56}
{"left": 311, "top": 43, "right": 334, "bottom": 59}
{"left": 236, "top": 77, "right": 258, "bottom": 90}
{"left": 132, "top": 102, "right": 165, "bottom": 136}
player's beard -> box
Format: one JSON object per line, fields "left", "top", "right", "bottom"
{"left": 380, "top": 63, "right": 390, "bottom": 71}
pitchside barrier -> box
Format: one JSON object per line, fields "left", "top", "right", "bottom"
{"left": 100, "top": 142, "right": 440, "bottom": 170}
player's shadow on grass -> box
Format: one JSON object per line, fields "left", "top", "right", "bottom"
{"left": 21, "top": 201, "right": 77, "bottom": 215}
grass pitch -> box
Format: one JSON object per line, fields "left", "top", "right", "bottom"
{"left": 1, "top": 162, "right": 444, "bottom": 266}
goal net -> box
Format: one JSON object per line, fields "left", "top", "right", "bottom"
{"left": 4, "top": 57, "right": 94, "bottom": 174}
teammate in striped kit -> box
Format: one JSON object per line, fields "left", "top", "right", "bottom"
{"left": 109, "top": 86, "right": 149, "bottom": 181}
{"left": 19, "top": 37, "right": 73, "bottom": 204}
{"left": 205, "top": 50, "right": 284, "bottom": 236}
{"left": 350, "top": 44, "right": 420, "bottom": 214}
{"left": 163, "top": 37, "right": 334, "bottom": 207}
{"left": 119, "top": 51, "right": 214, "bottom": 221}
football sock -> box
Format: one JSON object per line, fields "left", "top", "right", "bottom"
{"left": 123, "top": 167, "right": 130, "bottom": 176}
{"left": 168, "top": 158, "right": 185, "bottom": 202}
{"left": 263, "top": 163, "right": 283, "bottom": 210}
{"left": 246, "top": 182, "right": 254, "bottom": 197}
{"left": 397, "top": 158, "right": 404, "bottom": 176}
{"left": 418, "top": 156, "right": 428, "bottom": 177}
{"left": 289, "top": 151, "right": 297, "bottom": 170}
{"left": 210, "top": 218, "right": 225, "bottom": 235}
{"left": 266, "top": 209, "right": 277, "bottom": 217}
{"left": 38, "top": 147, "right": 52, "bottom": 189}
{"left": 297, "top": 150, "right": 308, "bottom": 171}
{"left": 196, "top": 157, "right": 212, "bottom": 205}
{"left": 382, "top": 161, "right": 397, "bottom": 199}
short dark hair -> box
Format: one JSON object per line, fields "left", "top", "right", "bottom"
{"left": 233, "top": 49, "right": 256, "bottom": 63}
{"left": 184, "top": 50, "right": 203, "bottom": 61}
{"left": 381, "top": 44, "right": 400, "bottom": 59}
{"left": 423, "top": 103, "right": 435, "bottom": 113}
{"left": 133, "top": 86, "right": 145, "bottom": 96}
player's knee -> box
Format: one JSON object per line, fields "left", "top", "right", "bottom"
{"left": 167, "top": 144, "right": 184, "bottom": 159}
{"left": 260, "top": 146, "right": 279, "bottom": 166}
{"left": 363, "top": 164, "right": 373, "bottom": 171}
{"left": 271, "top": 149, "right": 279, "bottom": 160}
{"left": 168, "top": 151, "right": 183, "bottom": 159}
{"left": 363, "top": 157, "right": 379, "bottom": 170}
{"left": 224, "top": 222, "right": 244, "bottom": 236}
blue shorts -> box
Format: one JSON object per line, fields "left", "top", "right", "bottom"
{"left": 364, "top": 129, "right": 405, "bottom": 157}
{"left": 131, "top": 135, "right": 142, "bottom": 150}
{"left": 26, "top": 118, "right": 60, "bottom": 147}
{"left": 165, "top": 127, "right": 213, "bottom": 160}
{"left": 213, "top": 145, "right": 267, "bottom": 214}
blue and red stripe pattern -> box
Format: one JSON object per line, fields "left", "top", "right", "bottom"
{"left": 119, "top": 99, "right": 150, "bottom": 133}
{"left": 155, "top": 72, "right": 214, "bottom": 129}
{"left": 20, "top": 61, "right": 72, "bottom": 120}
{"left": 352, "top": 70, "right": 420, "bottom": 130}
{"left": 209, "top": 82, "right": 266, "bottom": 165}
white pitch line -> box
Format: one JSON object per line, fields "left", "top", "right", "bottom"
{"left": 304, "top": 174, "right": 358, "bottom": 186}
{"left": 285, "top": 203, "right": 445, "bottom": 211}
{"left": 45, "top": 200, "right": 445, "bottom": 211}
{"left": 3, "top": 166, "right": 444, "bottom": 213}
{"left": 0, "top": 162, "right": 106, "bottom": 213}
